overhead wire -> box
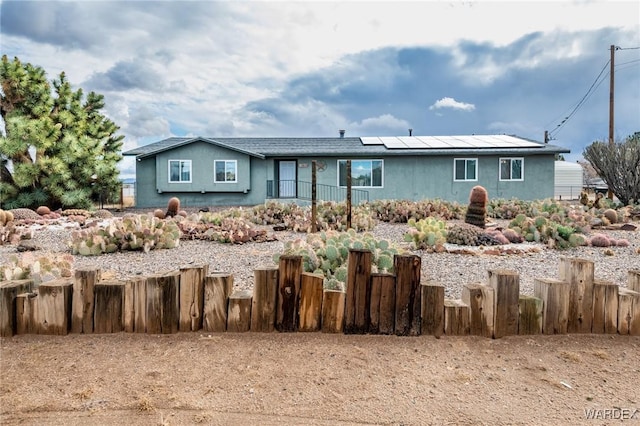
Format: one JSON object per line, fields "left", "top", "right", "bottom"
{"left": 546, "top": 46, "right": 640, "bottom": 140}
{"left": 547, "top": 60, "right": 610, "bottom": 139}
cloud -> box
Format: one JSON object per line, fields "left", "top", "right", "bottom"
{"left": 1, "top": 1, "right": 638, "bottom": 170}
{"left": 429, "top": 97, "right": 476, "bottom": 112}
{"left": 85, "top": 59, "right": 166, "bottom": 92}
{"left": 348, "top": 114, "right": 411, "bottom": 136}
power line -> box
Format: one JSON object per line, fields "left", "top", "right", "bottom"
{"left": 545, "top": 46, "right": 640, "bottom": 141}
{"left": 548, "top": 60, "right": 610, "bottom": 138}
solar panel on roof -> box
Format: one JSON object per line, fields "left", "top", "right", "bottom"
{"left": 380, "top": 137, "right": 408, "bottom": 148}
{"left": 398, "top": 137, "right": 428, "bottom": 148}
{"left": 360, "top": 137, "right": 384, "bottom": 145}
{"left": 359, "top": 135, "right": 543, "bottom": 149}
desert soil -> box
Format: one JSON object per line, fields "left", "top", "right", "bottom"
{"left": 1, "top": 332, "right": 639, "bottom": 425}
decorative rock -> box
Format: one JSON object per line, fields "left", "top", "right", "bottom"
{"left": 16, "top": 241, "right": 41, "bottom": 252}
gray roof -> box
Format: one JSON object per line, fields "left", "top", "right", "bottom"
{"left": 123, "top": 135, "right": 570, "bottom": 158}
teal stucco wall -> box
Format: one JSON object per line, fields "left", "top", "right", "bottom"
{"left": 293, "top": 154, "right": 555, "bottom": 204}
{"left": 133, "top": 146, "right": 556, "bottom": 208}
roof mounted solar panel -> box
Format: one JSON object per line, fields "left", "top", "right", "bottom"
{"left": 380, "top": 137, "right": 408, "bottom": 149}
{"left": 398, "top": 137, "right": 428, "bottom": 148}
{"left": 360, "top": 137, "right": 384, "bottom": 145}
{"left": 359, "top": 134, "right": 544, "bottom": 149}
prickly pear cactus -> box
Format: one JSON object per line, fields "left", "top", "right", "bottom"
{"left": 403, "top": 217, "right": 447, "bottom": 250}
{"left": 274, "top": 229, "right": 404, "bottom": 290}
{"left": 70, "top": 214, "right": 181, "bottom": 255}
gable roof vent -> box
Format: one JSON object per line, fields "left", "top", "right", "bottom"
{"left": 339, "top": 129, "right": 345, "bottom": 138}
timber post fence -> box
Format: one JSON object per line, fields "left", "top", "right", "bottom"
{"left": 1, "top": 255, "right": 639, "bottom": 338}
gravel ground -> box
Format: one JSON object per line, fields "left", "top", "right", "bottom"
{"left": 1, "top": 217, "right": 639, "bottom": 299}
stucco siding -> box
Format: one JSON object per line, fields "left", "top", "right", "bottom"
{"left": 131, "top": 146, "right": 557, "bottom": 208}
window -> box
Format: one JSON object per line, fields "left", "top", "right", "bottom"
{"left": 454, "top": 158, "right": 477, "bottom": 181}
{"left": 499, "top": 158, "right": 523, "bottom": 181}
{"left": 169, "top": 160, "right": 191, "bottom": 183}
{"left": 338, "top": 160, "right": 383, "bottom": 188}
{"left": 214, "top": 160, "right": 237, "bottom": 183}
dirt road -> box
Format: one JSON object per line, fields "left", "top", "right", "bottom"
{"left": 1, "top": 333, "right": 639, "bottom": 425}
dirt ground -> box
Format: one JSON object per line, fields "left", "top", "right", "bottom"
{"left": 1, "top": 332, "right": 639, "bottom": 425}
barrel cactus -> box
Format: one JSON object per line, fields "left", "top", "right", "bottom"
{"left": 465, "top": 186, "right": 488, "bottom": 229}
{"left": 446, "top": 223, "right": 482, "bottom": 246}
{"left": 165, "top": 197, "right": 181, "bottom": 218}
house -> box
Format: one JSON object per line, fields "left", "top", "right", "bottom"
{"left": 122, "top": 134, "right": 570, "bottom": 208}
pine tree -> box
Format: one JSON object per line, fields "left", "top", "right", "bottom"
{"left": 0, "top": 55, "right": 123, "bottom": 209}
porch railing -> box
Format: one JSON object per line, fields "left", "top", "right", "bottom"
{"left": 266, "top": 180, "right": 369, "bottom": 204}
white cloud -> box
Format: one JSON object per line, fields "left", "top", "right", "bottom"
{"left": 348, "top": 114, "right": 411, "bottom": 135}
{"left": 429, "top": 97, "right": 476, "bottom": 112}
{"left": 1, "top": 0, "right": 638, "bottom": 172}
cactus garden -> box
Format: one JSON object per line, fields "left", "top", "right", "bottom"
{"left": 0, "top": 196, "right": 638, "bottom": 292}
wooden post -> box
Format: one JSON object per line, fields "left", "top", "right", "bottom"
{"left": 145, "top": 272, "right": 180, "bottom": 334}
{"left": 592, "top": 280, "right": 618, "bottom": 334}
{"left": 251, "top": 267, "right": 278, "bottom": 332}
{"left": 534, "top": 278, "right": 569, "bottom": 335}
{"left": 37, "top": 279, "right": 73, "bottom": 335}
{"left": 179, "top": 264, "right": 208, "bottom": 331}
{"left": 629, "top": 270, "right": 640, "bottom": 293}
{"left": 276, "top": 255, "right": 302, "bottom": 332}
{"left": 299, "top": 272, "right": 324, "bottom": 332}
{"left": 132, "top": 276, "right": 147, "bottom": 333}
{"left": 16, "top": 292, "right": 38, "bottom": 335}
{"left": 345, "top": 249, "right": 372, "bottom": 334}
{"left": 346, "top": 160, "right": 352, "bottom": 229}
{"left": 203, "top": 273, "right": 233, "bottom": 332}
{"left": 488, "top": 269, "right": 520, "bottom": 338}
{"left": 444, "top": 299, "right": 470, "bottom": 335}
{"left": 72, "top": 267, "right": 101, "bottom": 334}
{"left": 618, "top": 288, "right": 640, "bottom": 336}
{"left": 1, "top": 280, "right": 32, "bottom": 337}
{"left": 124, "top": 277, "right": 143, "bottom": 333}
{"left": 394, "top": 254, "right": 421, "bottom": 336}
{"left": 94, "top": 280, "right": 125, "bottom": 334}
{"left": 321, "top": 289, "right": 345, "bottom": 333}
{"left": 370, "top": 273, "right": 395, "bottom": 334}
{"left": 462, "top": 282, "right": 494, "bottom": 338}
{"left": 311, "top": 160, "right": 317, "bottom": 233}
{"left": 518, "top": 295, "right": 543, "bottom": 335}
{"left": 227, "top": 290, "right": 252, "bottom": 332}
{"left": 561, "top": 257, "right": 594, "bottom": 333}
{"left": 421, "top": 281, "right": 444, "bottom": 337}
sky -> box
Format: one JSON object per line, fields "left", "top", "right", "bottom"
{"left": 1, "top": 0, "right": 639, "bottom": 179}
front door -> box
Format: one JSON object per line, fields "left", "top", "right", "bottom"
{"left": 278, "top": 160, "right": 297, "bottom": 198}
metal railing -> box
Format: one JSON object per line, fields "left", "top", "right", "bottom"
{"left": 266, "top": 180, "right": 369, "bottom": 204}
{"left": 554, "top": 185, "right": 584, "bottom": 200}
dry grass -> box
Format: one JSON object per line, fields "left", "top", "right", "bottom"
{"left": 193, "top": 412, "right": 213, "bottom": 423}
{"left": 559, "top": 351, "right": 582, "bottom": 363}
{"left": 592, "top": 349, "right": 610, "bottom": 360}
{"left": 136, "top": 395, "right": 155, "bottom": 412}
{"left": 72, "top": 388, "right": 94, "bottom": 401}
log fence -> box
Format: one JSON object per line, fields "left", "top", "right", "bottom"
{"left": 1, "top": 255, "right": 639, "bottom": 338}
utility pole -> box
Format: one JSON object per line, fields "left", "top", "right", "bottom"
{"left": 609, "top": 45, "right": 616, "bottom": 145}
{"left": 607, "top": 45, "right": 617, "bottom": 200}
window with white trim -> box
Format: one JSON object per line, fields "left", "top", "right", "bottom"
{"left": 214, "top": 160, "right": 237, "bottom": 183}
{"left": 499, "top": 158, "right": 524, "bottom": 181}
{"left": 454, "top": 158, "right": 477, "bottom": 181}
{"left": 338, "top": 160, "right": 383, "bottom": 188}
{"left": 169, "top": 160, "right": 192, "bottom": 183}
